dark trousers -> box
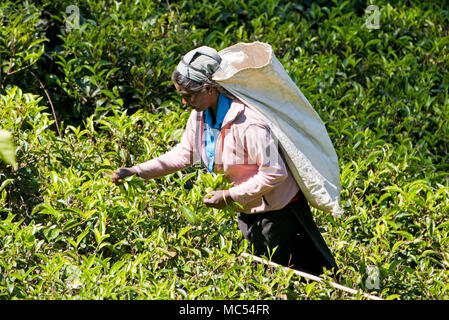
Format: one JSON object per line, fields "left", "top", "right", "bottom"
{"left": 237, "top": 193, "right": 337, "bottom": 276}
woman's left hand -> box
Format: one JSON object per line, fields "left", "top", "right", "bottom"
{"left": 203, "top": 189, "right": 232, "bottom": 209}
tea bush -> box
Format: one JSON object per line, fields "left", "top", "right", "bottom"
{"left": 1, "top": 0, "right": 449, "bottom": 299}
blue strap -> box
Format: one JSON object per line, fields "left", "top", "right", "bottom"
{"left": 203, "top": 94, "right": 232, "bottom": 173}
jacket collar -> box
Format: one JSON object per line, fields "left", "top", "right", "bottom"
{"left": 201, "top": 98, "right": 244, "bottom": 128}
{"left": 195, "top": 98, "right": 245, "bottom": 134}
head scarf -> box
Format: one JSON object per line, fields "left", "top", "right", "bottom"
{"left": 176, "top": 46, "right": 222, "bottom": 84}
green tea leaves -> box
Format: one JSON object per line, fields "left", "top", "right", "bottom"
{"left": 0, "top": 130, "right": 17, "bottom": 170}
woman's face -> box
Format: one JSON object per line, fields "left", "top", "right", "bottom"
{"left": 174, "top": 82, "right": 218, "bottom": 112}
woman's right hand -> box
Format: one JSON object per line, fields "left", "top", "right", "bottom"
{"left": 111, "top": 167, "right": 136, "bottom": 185}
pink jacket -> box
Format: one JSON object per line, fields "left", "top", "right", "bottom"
{"left": 132, "top": 99, "right": 300, "bottom": 214}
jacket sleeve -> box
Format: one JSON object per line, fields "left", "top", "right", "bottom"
{"left": 131, "top": 111, "right": 199, "bottom": 179}
{"left": 228, "top": 124, "right": 288, "bottom": 206}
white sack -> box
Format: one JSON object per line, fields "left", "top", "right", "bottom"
{"left": 213, "top": 42, "right": 343, "bottom": 217}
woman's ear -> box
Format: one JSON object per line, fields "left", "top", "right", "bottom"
{"left": 205, "top": 84, "right": 219, "bottom": 97}
{"left": 203, "top": 83, "right": 212, "bottom": 93}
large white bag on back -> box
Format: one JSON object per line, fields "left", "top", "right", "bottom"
{"left": 213, "top": 42, "right": 343, "bottom": 216}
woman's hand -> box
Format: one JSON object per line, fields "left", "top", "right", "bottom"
{"left": 203, "top": 189, "right": 232, "bottom": 209}
{"left": 111, "top": 167, "right": 136, "bottom": 185}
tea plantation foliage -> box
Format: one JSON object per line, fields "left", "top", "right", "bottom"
{"left": 1, "top": 0, "right": 448, "bottom": 300}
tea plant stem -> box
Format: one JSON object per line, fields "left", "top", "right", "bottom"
{"left": 240, "top": 253, "right": 383, "bottom": 300}
{"left": 30, "top": 71, "right": 61, "bottom": 138}
{"left": 165, "top": 0, "right": 173, "bottom": 14}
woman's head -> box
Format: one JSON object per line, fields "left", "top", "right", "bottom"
{"left": 175, "top": 46, "right": 221, "bottom": 84}
{"left": 172, "top": 71, "right": 219, "bottom": 112}
{"left": 173, "top": 46, "right": 234, "bottom": 111}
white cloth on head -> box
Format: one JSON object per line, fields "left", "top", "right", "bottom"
{"left": 176, "top": 46, "right": 221, "bottom": 84}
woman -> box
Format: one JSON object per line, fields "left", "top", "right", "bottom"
{"left": 112, "top": 46, "right": 337, "bottom": 276}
